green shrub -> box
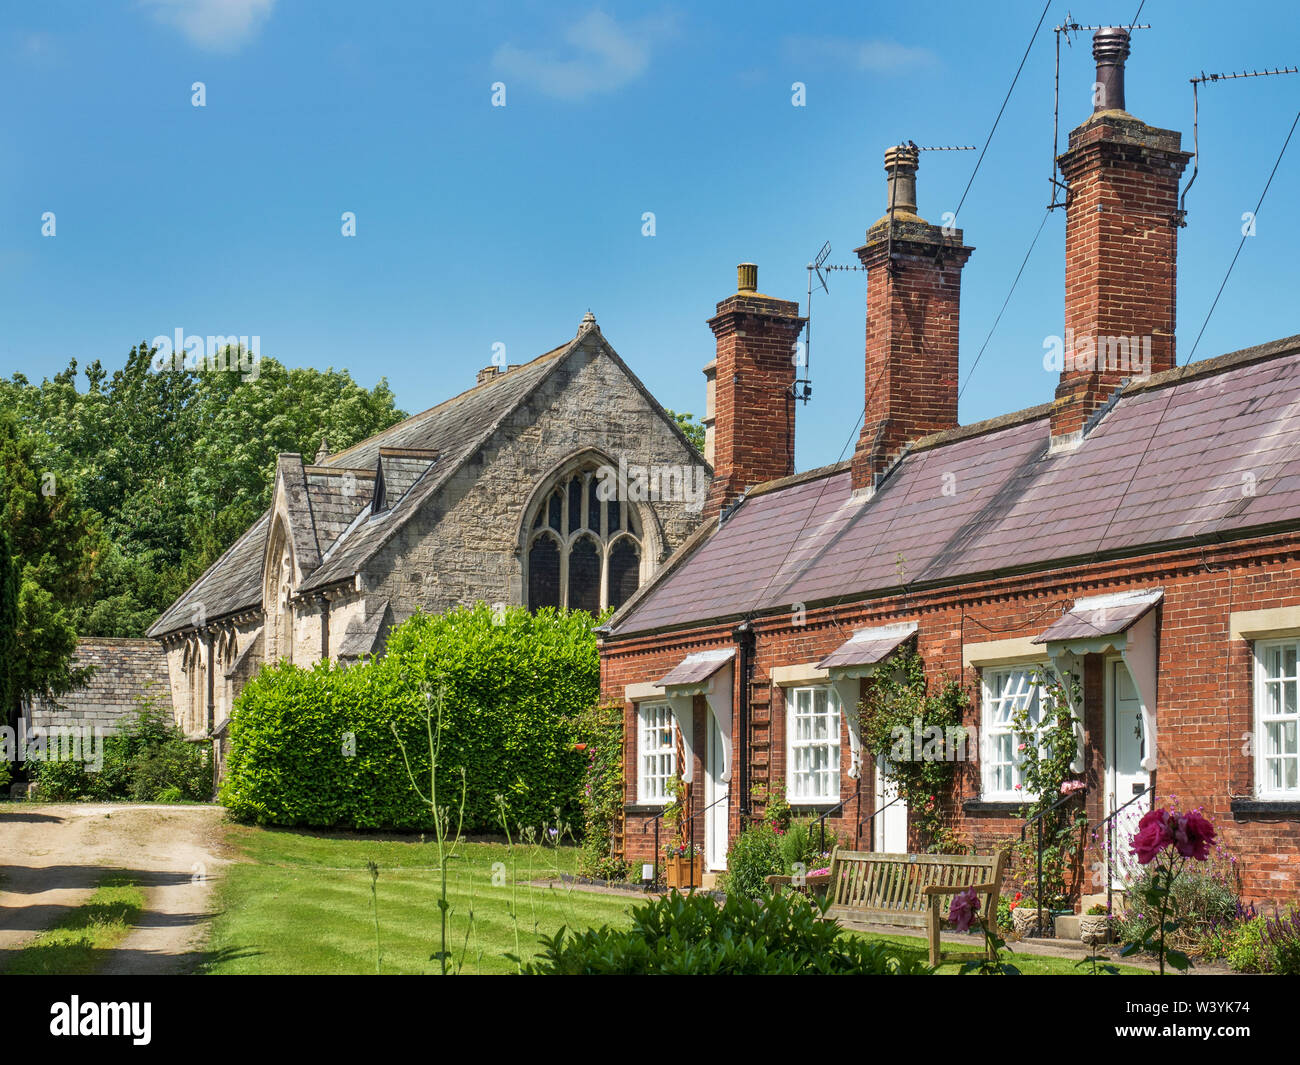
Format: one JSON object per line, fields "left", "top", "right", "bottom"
{"left": 722, "top": 823, "right": 784, "bottom": 898}
{"left": 1119, "top": 866, "right": 1238, "bottom": 946}
{"left": 523, "top": 890, "right": 933, "bottom": 975}
{"left": 32, "top": 755, "right": 92, "bottom": 800}
{"left": 31, "top": 699, "right": 211, "bottom": 802}
{"left": 779, "top": 816, "right": 837, "bottom": 874}
{"left": 154, "top": 785, "right": 185, "bottom": 804}
{"left": 997, "top": 894, "right": 1014, "bottom": 933}
{"left": 574, "top": 701, "right": 625, "bottom": 879}
{"left": 1226, "top": 916, "right": 1271, "bottom": 973}
{"left": 222, "top": 604, "right": 599, "bottom": 833}
{"left": 1263, "top": 907, "right": 1300, "bottom": 975}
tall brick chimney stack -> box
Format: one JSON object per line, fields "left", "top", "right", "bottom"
{"left": 1051, "top": 27, "right": 1192, "bottom": 447}
{"left": 704, "top": 263, "right": 805, "bottom": 519}
{"left": 851, "top": 145, "right": 973, "bottom": 495}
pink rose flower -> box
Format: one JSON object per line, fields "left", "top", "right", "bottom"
{"left": 949, "top": 888, "right": 980, "bottom": 932}
{"left": 1173, "top": 809, "right": 1216, "bottom": 860}
{"left": 1131, "top": 807, "right": 1176, "bottom": 864}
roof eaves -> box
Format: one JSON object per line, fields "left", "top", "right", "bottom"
{"left": 146, "top": 510, "right": 271, "bottom": 638}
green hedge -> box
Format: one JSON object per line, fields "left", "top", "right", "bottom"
{"left": 220, "top": 604, "right": 599, "bottom": 833}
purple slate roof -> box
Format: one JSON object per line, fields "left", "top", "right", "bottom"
{"left": 655, "top": 648, "right": 735, "bottom": 688}
{"left": 1033, "top": 589, "right": 1163, "bottom": 643}
{"left": 610, "top": 337, "right": 1300, "bottom": 638}
{"left": 818, "top": 623, "right": 916, "bottom": 670}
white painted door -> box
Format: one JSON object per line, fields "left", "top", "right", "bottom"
{"left": 705, "top": 712, "right": 729, "bottom": 870}
{"left": 1107, "top": 660, "right": 1151, "bottom": 887}
{"left": 874, "top": 755, "right": 908, "bottom": 853}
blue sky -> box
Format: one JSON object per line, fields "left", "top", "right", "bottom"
{"left": 3, "top": 0, "right": 1298, "bottom": 470}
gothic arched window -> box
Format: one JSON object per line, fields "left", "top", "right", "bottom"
{"left": 524, "top": 463, "right": 644, "bottom": 614}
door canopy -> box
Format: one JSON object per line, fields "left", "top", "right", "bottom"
{"left": 653, "top": 648, "right": 735, "bottom": 784}
{"left": 816, "top": 622, "right": 918, "bottom": 780}
{"left": 1033, "top": 588, "right": 1163, "bottom": 772}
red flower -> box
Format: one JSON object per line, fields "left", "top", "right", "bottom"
{"left": 573, "top": 743, "right": 588, "bottom": 752}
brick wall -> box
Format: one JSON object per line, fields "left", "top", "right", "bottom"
{"left": 603, "top": 530, "right": 1300, "bottom": 902}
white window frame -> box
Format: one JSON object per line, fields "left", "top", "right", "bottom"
{"left": 980, "top": 665, "right": 1052, "bottom": 802}
{"left": 637, "top": 701, "right": 677, "bottom": 805}
{"left": 1254, "top": 637, "right": 1300, "bottom": 800}
{"left": 785, "top": 685, "right": 842, "bottom": 805}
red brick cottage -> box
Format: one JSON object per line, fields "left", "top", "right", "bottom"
{"left": 598, "top": 29, "right": 1300, "bottom": 903}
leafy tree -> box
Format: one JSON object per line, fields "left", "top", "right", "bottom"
{"left": 665, "top": 409, "right": 706, "bottom": 455}
{"left": 1, "top": 344, "right": 405, "bottom": 636}
{"left": 0, "top": 415, "right": 96, "bottom": 728}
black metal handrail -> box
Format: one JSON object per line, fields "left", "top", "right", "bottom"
{"left": 815, "top": 776, "right": 862, "bottom": 855}
{"left": 1018, "top": 786, "right": 1088, "bottom": 938}
{"left": 643, "top": 789, "right": 730, "bottom": 891}
{"left": 1097, "top": 784, "right": 1152, "bottom": 918}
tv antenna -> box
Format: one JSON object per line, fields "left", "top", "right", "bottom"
{"left": 1179, "top": 65, "right": 1299, "bottom": 222}
{"left": 794, "top": 240, "right": 830, "bottom": 404}
{"left": 1049, "top": 15, "right": 1151, "bottom": 209}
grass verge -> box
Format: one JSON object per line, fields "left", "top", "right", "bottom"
{"left": 4, "top": 877, "right": 144, "bottom": 975}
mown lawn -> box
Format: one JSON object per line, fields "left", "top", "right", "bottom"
{"left": 202, "top": 826, "right": 1143, "bottom": 975}
{"left": 201, "top": 826, "right": 638, "bottom": 974}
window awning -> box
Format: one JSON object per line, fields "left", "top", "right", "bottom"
{"left": 1033, "top": 589, "right": 1162, "bottom": 772}
{"left": 816, "top": 622, "right": 917, "bottom": 782}
{"left": 654, "top": 649, "right": 735, "bottom": 785}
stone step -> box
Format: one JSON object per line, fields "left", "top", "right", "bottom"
{"left": 1055, "top": 914, "right": 1080, "bottom": 940}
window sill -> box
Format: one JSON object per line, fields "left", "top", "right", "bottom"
{"left": 789, "top": 802, "right": 839, "bottom": 814}
{"left": 1230, "top": 798, "right": 1300, "bottom": 818}
{"left": 624, "top": 803, "right": 668, "bottom": 816}
{"left": 962, "top": 799, "right": 1027, "bottom": 817}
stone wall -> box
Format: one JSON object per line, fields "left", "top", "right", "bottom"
{"left": 365, "top": 334, "right": 707, "bottom": 618}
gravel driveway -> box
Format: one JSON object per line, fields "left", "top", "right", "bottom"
{"left": 0, "top": 803, "right": 228, "bottom": 974}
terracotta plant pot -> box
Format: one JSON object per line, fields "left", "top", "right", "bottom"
{"left": 1079, "top": 914, "right": 1112, "bottom": 944}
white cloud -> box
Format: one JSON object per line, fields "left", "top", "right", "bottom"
{"left": 139, "top": 0, "right": 276, "bottom": 53}
{"left": 493, "top": 9, "right": 676, "bottom": 101}
{"left": 785, "top": 35, "right": 938, "bottom": 74}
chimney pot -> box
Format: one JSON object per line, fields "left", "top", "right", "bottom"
{"left": 1092, "top": 27, "right": 1130, "bottom": 112}
{"left": 883, "top": 144, "right": 920, "bottom": 215}
{"left": 737, "top": 263, "right": 758, "bottom": 292}
{"left": 476, "top": 365, "right": 501, "bottom": 385}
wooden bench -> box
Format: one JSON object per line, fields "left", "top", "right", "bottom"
{"left": 771, "top": 847, "right": 1009, "bottom": 966}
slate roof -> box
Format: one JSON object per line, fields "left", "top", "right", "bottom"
{"left": 337, "top": 599, "right": 393, "bottom": 659}
{"left": 609, "top": 336, "right": 1300, "bottom": 638}
{"left": 148, "top": 342, "right": 571, "bottom": 637}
